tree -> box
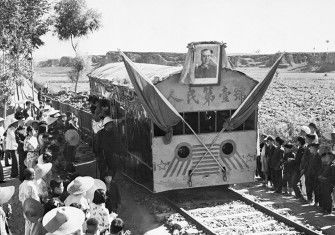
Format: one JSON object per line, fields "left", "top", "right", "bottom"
{"left": 54, "top": 0, "right": 101, "bottom": 53}
{"left": 68, "top": 55, "right": 90, "bottom": 93}
{"left": 0, "top": 0, "right": 51, "bottom": 116}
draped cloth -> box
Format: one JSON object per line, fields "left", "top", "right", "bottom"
{"left": 226, "top": 54, "right": 284, "bottom": 130}
{"left": 120, "top": 51, "right": 182, "bottom": 133}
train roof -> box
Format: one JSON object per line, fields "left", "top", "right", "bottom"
{"left": 88, "top": 62, "right": 183, "bottom": 89}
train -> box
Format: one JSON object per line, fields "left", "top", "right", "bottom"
{"left": 87, "top": 41, "right": 278, "bottom": 193}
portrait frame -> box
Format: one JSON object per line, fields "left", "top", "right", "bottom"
{"left": 190, "top": 43, "right": 222, "bottom": 86}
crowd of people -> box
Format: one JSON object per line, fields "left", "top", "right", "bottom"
{"left": 257, "top": 123, "right": 335, "bottom": 214}
{"left": 0, "top": 98, "right": 129, "bottom": 235}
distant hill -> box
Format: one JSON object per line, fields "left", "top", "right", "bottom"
{"left": 37, "top": 51, "right": 335, "bottom": 73}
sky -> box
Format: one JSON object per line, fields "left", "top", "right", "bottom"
{"left": 34, "top": 0, "right": 335, "bottom": 61}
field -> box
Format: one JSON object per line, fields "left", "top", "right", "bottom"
{"left": 34, "top": 66, "right": 90, "bottom": 93}
{"left": 35, "top": 66, "right": 335, "bottom": 140}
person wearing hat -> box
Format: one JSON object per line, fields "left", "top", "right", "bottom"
{"left": 4, "top": 118, "right": 19, "bottom": 178}
{"left": 64, "top": 176, "right": 94, "bottom": 211}
{"left": 24, "top": 126, "right": 40, "bottom": 169}
{"left": 282, "top": 143, "right": 295, "bottom": 195}
{"left": 299, "top": 134, "right": 316, "bottom": 177}
{"left": 318, "top": 152, "right": 335, "bottom": 214}
{"left": 308, "top": 123, "right": 319, "bottom": 144}
{"left": 23, "top": 198, "right": 47, "bottom": 235}
{"left": 291, "top": 136, "right": 306, "bottom": 199}
{"left": 42, "top": 206, "right": 85, "bottom": 235}
{"left": 34, "top": 163, "right": 53, "bottom": 203}
{"left": 299, "top": 125, "right": 311, "bottom": 137}
{"left": 305, "top": 143, "right": 322, "bottom": 205}
{"left": 0, "top": 186, "right": 14, "bottom": 235}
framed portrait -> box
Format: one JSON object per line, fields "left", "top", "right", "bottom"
{"left": 191, "top": 43, "right": 221, "bottom": 85}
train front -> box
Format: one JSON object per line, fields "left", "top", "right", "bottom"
{"left": 152, "top": 41, "right": 259, "bottom": 192}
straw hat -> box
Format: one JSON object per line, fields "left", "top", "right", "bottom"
{"left": 46, "top": 116, "right": 58, "bottom": 125}
{"left": 102, "top": 116, "right": 114, "bottom": 126}
{"left": 86, "top": 179, "right": 107, "bottom": 202}
{"left": 23, "top": 198, "right": 44, "bottom": 223}
{"left": 64, "top": 129, "right": 80, "bottom": 146}
{"left": 34, "top": 163, "right": 53, "bottom": 179}
{"left": 300, "top": 126, "right": 311, "bottom": 135}
{"left": 0, "top": 186, "right": 15, "bottom": 204}
{"left": 5, "top": 117, "right": 18, "bottom": 129}
{"left": 67, "top": 176, "right": 94, "bottom": 195}
{"left": 42, "top": 207, "right": 85, "bottom": 235}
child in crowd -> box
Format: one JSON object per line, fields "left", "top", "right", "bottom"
{"left": 305, "top": 143, "right": 322, "bottom": 205}
{"left": 282, "top": 143, "right": 295, "bottom": 195}
{"left": 318, "top": 152, "right": 335, "bottom": 214}
{"left": 49, "top": 179, "right": 65, "bottom": 201}
{"left": 89, "top": 189, "right": 113, "bottom": 233}
{"left": 110, "top": 218, "right": 131, "bottom": 235}
{"left": 85, "top": 218, "right": 100, "bottom": 235}
{"left": 292, "top": 137, "right": 305, "bottom": 199}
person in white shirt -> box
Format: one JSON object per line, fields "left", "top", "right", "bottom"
{"left": 4, "top": 119, "right": 19, "bottom": 178}
{"left": 19, "top": 168, "right": 40, "bottom": 235}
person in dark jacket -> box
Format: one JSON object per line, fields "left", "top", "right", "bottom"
{"left": 282, "top": 143, "right": 295, "bottom": 195}
{"left": 15, "top": 126, "right": 27, "bottom": 182}
{"left": 300, "top": 134, "right": 316, "bottom": 175}
{"left": 270, "top": 137, "right": 285, "bottom": 193}
{"left": 291, "top": 136, "right": 305, "bottom": 199}
{"left": 318, "top": 152, "right": 335, "bottom": 214}
{"left": 305, "top": 143, "right": 322, "bottom": 204}
{"left": 265, "top": 136, "right": 276, "bottom": 188}
{"left": 105, "top": 174, "right": 121, "bottom": 214}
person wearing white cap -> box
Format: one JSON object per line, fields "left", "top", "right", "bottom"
{"left": 64, "top": 176, "right": 94, "bottom": 211}
{"left": 42, "top": 206, "right": 85, "bottom": 235}
{"left": 0, "top": 186, "right": 15, "bottom": 235}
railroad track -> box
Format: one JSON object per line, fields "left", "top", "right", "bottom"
{"left": 122, "top": 174, "right": 321, "bottom": 235}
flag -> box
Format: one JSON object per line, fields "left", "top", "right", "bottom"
{"left": 227, "top": 54, "right": 284, "bottom": 130}
{"left": 120, "top": 51, "right": 182, "bottom": 133}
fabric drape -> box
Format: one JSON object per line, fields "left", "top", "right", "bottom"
{"left": 226, "top": 54, "right": 283, "bottom": 130}
{"left": 121, "top": 52, "right": 182, "bottom": 133}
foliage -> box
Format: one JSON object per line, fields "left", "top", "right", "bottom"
{"left": 54, "top": 0, "right": 101, "bottom": 53}
{"left": 67, "top": 55, "right": 89, "bottom": 93}
{"left": 0, "top": 0, "right": 51, "bottom": 108}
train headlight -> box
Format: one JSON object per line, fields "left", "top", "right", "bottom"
{"left": 220, "top": 140, "right": 236, "bottom": 157}
{"left": 175, "top": 143, "right": 192, "bottom": 159}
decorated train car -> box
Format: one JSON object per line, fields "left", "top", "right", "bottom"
{"left": 88, "top": 41, "right": 281, "bottom": 192}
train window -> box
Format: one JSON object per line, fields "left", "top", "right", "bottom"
{"left": 217, "top": 110, "right": 230, "bottom": 132}
{"left": 173, "top": 114, "right": 184, "bottom": 135}
{"left": 200, "top": 111, "right": 216, "bottom": 133}
{"left": 244, "top": 111, "right": 256, "bottom": 130}
{"left": 153, "top": 124, "right": 165, "bottom": 137}
{"left": 184, "top": 112, "right": 199, "bottom": 134}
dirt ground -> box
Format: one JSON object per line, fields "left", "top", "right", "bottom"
{"left": 233, "top": 179, "right": 335, "bottom": 234}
